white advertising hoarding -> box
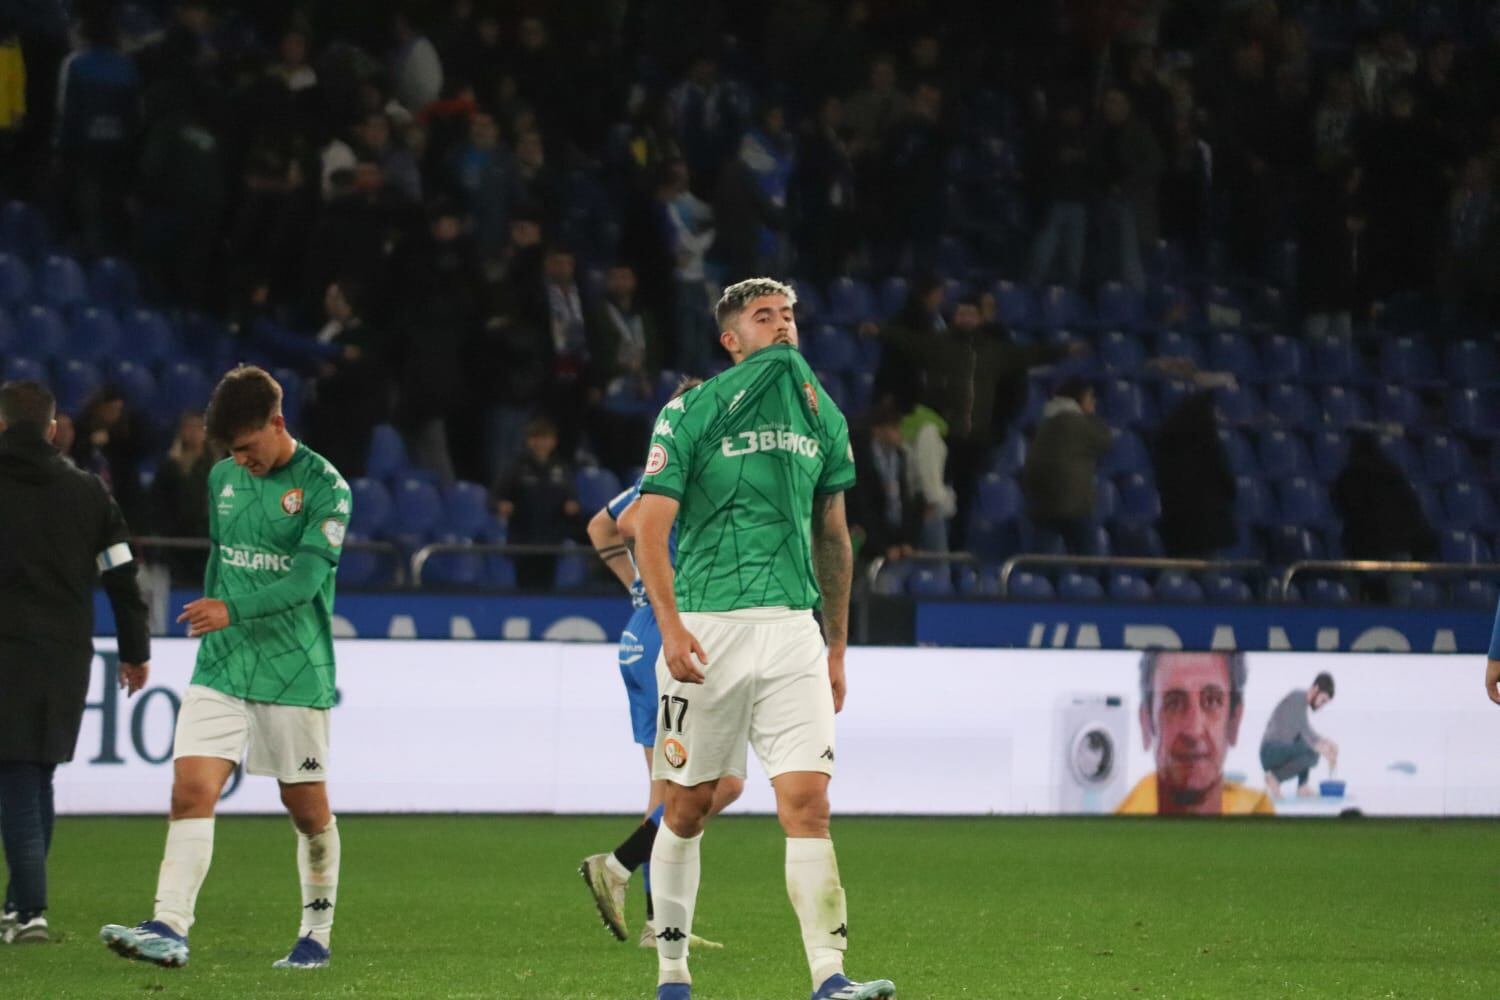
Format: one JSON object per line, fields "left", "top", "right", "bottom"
{"left": 56, "top": 641, "right": 1500, "bottom": 816}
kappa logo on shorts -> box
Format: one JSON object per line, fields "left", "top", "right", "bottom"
{"left": 281, "top": 488, "right": 304, "bottom": 515}
{"left": 298, "top": 757, "right": 322, "bottom": 772}
{"left": 663, "top": 738, "right": 688, "bottom": 769}
{"left": 645, "top": 443, "right": 669, "bottom": 475}
{"left": 820, "top": 746, "right": 835, "bottom": 762}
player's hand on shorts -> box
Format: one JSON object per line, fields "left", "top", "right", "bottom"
{"left": 828, "top": 649, "right": 847, "bottom": 713}
{"left": 178, "top": 598, "right": 231, "bottom": 637}
{"left": 662, "top": 625, "right": 708, "bottom": 684}
{"left": 118, "top": 662, "right": 149, "bottom": 696}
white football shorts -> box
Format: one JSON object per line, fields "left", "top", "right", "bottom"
{"left": 653, "top": 607, "right": 836, "bottom": 786}
{"left": 173, "top": 684, "right": 331, "bottom": 783}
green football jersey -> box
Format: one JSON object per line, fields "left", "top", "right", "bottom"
{"left": 639, "top": 343, "right": 856, "bottom": 612}
{"left": 192, "top": 444, "right": 351, "bottom": 708}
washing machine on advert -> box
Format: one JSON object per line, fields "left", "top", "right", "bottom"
{"left": 1052, "top": 692, "right": 1130, "bottom": 813}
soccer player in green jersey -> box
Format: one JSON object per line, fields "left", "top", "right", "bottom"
{"left": 101, "top": 366, "right": 351, "bottom": 970}
{"left": 634, "top": 279, "right": 896, "bottom": 1000}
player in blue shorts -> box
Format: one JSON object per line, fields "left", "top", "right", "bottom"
{"left": 580, "top": 381, "right": 743, "bottom": 948}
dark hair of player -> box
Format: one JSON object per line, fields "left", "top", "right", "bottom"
{"left": 205, "top": 365, "right": 283, "bottom": 445}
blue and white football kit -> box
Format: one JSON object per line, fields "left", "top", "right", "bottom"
{"left": 607, "top": 480, "right": 674, "bottom": 747}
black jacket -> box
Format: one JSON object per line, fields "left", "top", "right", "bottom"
{"left": 0, "top": 427, "right": 150, "bottom": 762}
{"left": 848, "top": 431, "right": 922, "bottom": 557}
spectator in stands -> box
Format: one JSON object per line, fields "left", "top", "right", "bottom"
{"left": 149, "top": 412, "right": 214, "bottom": 584}
{"left": 875, "top": 275, "right": 946, "bottom": 411}
{"left": 795, "top": 95, "right": 858, "bottom": 285}
{"left": 391, "top": 10, "right": 443, "bottom": 113}
{"left": 72, "top": 386, "right": 147, "bottom": 530}
{"left": 536, "top": 243, "right": 593, "bottom": 456}
{"left": 448, "top": 112, "right": 511, "bottom": 261}
{"left": 844, "top": 55, "right": 908, "bottom": 159}
{"left": 304, "top": 279, "right": 391, "bottom": 479}
{"left": 136, "top": 85, "right": 227, "bottom": 309}
{"left": 1119, "top": 45, "right": 1173, "bottom": 150}
{"left": 1312, "top": 72, "right": 1360, "bottom": 171}
{"left": 880, "top": 80, "right": 950, "bottom": 270}
{"left": 1158, "top": 75, "right": 1212, "bottom": 257}
{"left": 1359, "top": 87, "right": 1444, "bottom": 298}
{"left": 51, "top": 414, "right": 77, "bottom": 468}
{"left": 713, "top": 146, "right": 784, "bottom": 288}
{"left": 1027, "top": 92, "right": 1094, "bottom": 289}
{"left": 302, "top": 162, "right": 406, "bottom": 322}
{"left": 657, "top": 160, "right": 718, "bottom": 375}
{"left": 848, "top": 403, "right": 920, "bottom": 563}
{"left": 1331, "top": 431, "right": 1436, "bottom": 605}
{"left": 510, "top": 129, "right": 560, "bottom": 229}
{"left": 669, "top": 55, "right": 744, "bottom": 188}
{"left": 1153, "top": 392, "right": 1236, "bottom": 558}
{"left": 738, "top": 103, "right": 796, "bottom": 273}
{"left": 1439, "top": 155, "right": 1496, "bottom": 329}
{"left": 357, "top": 110, "right": 422, "bottom": 204}
{"left": 902, "top": 403, "right": 955, "bottom": 554}
{"left": 1096, "top": 88, "right": 1160, "bottom": 292}
{"left": 1022, "top": 378, "right": 1110, "bottom": 555}
{"left": 588, "top": 264, "right": 659, "bottom": 472}
{"left": 1299, "top": 164, "right": 1366, "bottom": 339}
{"left": 474, "top": 210, "right": 549, "bottom": 484}
{"left": 226, "top": 144, "right": 316, "bottom": 310}
{"left": 55, "top": 9, "right": 141, "bottom": 255}
{"left": 491, "top": 417, "right": 582, "bottom": 590}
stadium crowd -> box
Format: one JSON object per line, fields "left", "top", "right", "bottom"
{"left": 3, "top": 0, "right": 1500, "bottom": 595}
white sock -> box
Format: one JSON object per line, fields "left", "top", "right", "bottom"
{"left": 650, "top": 823, "right": 701, "bottom": 986}
{"left": 153, "top": 818, "right": 215, "bottom": 936}
{"left": 296, "top": 816, "right": 340, "bottom": 949}
{"left": 605, "top": 854, "right": 632, "bottom": 882}
{"left": 786, "top": 837, "right": 847, "bottom": 990}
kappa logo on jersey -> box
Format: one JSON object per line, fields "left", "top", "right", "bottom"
{"left": 728, "top": 388, "right": 747, "bottom": 411}
{"left": 220, "top": 545, "right": 294, "bottom": 572}
{"left": 721, "top": 429, "right": 820, "bottom": 459}
{"left": 645, "top": 443, "right": 669, "bottom": 475}
{"left": 335, "top": 498, "right": 351, "bottom": 515}
{"left": 281, "top": 488, "right": 304, "bottom": 515}
{"left": 321, "top": 518, "right": 346, "bottom": 548}
{"left": 664, "top": 397, "right": 686, "bottom": 412}
{"left": 803, "top": 381, "right": 819, "bottom": 416}
{"left": 663, "top": 737, "right": 688, "bottom": 768}
{"left": 220, "top": 484, "right": 235, "bottom": 498}
{"left": 653, "top": 418, "right": 675, "bottom": 438}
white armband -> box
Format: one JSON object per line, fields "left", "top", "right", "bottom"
{"left": 96, "top": 542, "right": 134, "bottom": 572}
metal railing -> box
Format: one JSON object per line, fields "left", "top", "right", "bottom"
{"left": 859, "top": 551, "right": 978, "bottom": 644}
{"left": 997, "top": 554, "right": 1263, "bottom": 597}
{"left": 1280, "top": 559, "right": 1500, "bottom": 597}
{"left": 409, "top": 542, "right": 585, "bottom": 587}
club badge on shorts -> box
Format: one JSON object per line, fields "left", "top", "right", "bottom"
{"left": 663, "top": 737, "right": 688, "bottom": 768}
{"left": 802, "top": 381, "right": 819, "bottom": 415}
{"left": 281, "top": 488, "right": 304, "bottom": 515}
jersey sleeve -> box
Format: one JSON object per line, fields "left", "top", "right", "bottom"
{"left": 93, "top": 477, "right": 135, "bottom": 573}
{"left": 298, "top": 468, "right": 353, "bottom": 565}
{"left": 817, "top": 399, "right": 857, "bottom": 495}
{"left": 639, "top": 395, "right": 700, "bottom": 501}
{"left": 605, "top": 479, "right": 642, "bottom": 520}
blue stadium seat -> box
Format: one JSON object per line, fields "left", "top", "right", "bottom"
{"left": 270, "top": 368, "right": 304, "bottom": 425}
{"left": 1258, "top": 429, "right": 1310, "bottom": 479}
{"left": 1269, "top": 525, "right": 1322, "bottom": 563}
{"left": 1057, "top": 572, "right": 1104, "bottom": 601}
{"left": 1278, "top": 477, "right": 1332, "bottom": 527}
{"left": 422, "top": 534, "right": 484, "bottom": 587}
{"left": 1108, "top": 571, "right": 1153, "bottom": 602}
{"left": 1204, "top": 285, "right": 1245, "bottom": 328}
{"left": 1320, "top": 386, "right": 1369, "bottom": 428}
{"left": 443, "top": 480, "right": 491, "bottom": 537}
{"left": 0, "top": 252, "right": 30, "bottom": 304}
{"left": 871, "top": 561, "right": 911, "bottom": 596}
{"left": 807, "top": 324, "right": 858, "bottom": 373}
{"left": 854, "top": 333, "right": 882, "bottom": 375}
{"left": 1155, "top": 379, "right": 1196, "bottom": 419}
{"left": 849, "top": 370, "right": 876, "bottom": 414}
{"left": 1095, "top": 281, "right": 1144, "bottom": 331}
{"left": 1378, "top": 385, "right": 1422, "bottom": 426}
{"left": 1446, "top": 340, "right": 1498, "bottom": 386}
{"left": 1442, "top": 482, "right": 1493, "bottom": 529}
{"left": 1115, "top": 473, "right": 1161, "bottom": 525}
{"left": 990, "top": 432, "right": 1026, "bottom": 474}
{"left": 1154, "top": 329, "right": 1206, "bottom": 368}
{"left": 349, "top": 478, "right": 394, "bottom": 536}
{"left": 336, "top": 532, "right": 381, "bottom": 587}
{"left": 1422, "top": 433, "right": 1471, "bottom": 483}
{"left": 1379, "top": 433, "right": 1419, "bottom": 479}
{"left": 1110, "top": 523, "right": 1162, "bottom": 557}
{"left": 1234, "top": 475, "right": 1269, "bottom": 524}
{"left": 1217, "top": 428, "right": 1258, "bottom": 476}
{"left": 976, "top": 474, "right": 1022, "bottom": 521}
{"left": 2, "top": 356, "right": 44, "bottom": 383}
{"left": 824, "top": 277, "right": 875, "bottom": 326}
{"left": 1147, "top": 281, "right": 1195, "bottom": 327}
{"left": 1007, "top": 571, "right": 1054, "bottom": 600}
{"left": 393, "top": 479, "right": 444, "bottom": 542}
{"left": 575, "top": 466, "right": 622, "bottom": 515}
{"left": 1383, "top": 336, "right": 1439, "bottom": 384}
{"left": 1213, "top": 384, "right": 1262, "bottom": 425}
{"left": 0, "top": 200, "right": 49, "bottom": 261}
{"left": 38, "top": 254, "right": 87, "bottom": 310}
{"left": 484, "top": 553, "right": 518, "bottom": 590}
{"left": 1155, "top": 572, "right": 1204, "bottom": 603}
{"left": 1412, "top": 483, "right": 1442, "bottom": 530}
{"left": 1302, "top": 579, "right": 1352, "bottom": 605}
{"left": 366, "top": 424, "right": 409, "bottom": 481}
{"left": 1208, "top": 331, "right": 1258, "bottom": 378}
{"left": 991, "top": 280, "right": 1035, "bottom": 328}
{"left": 118, "top": 308, "right": 175, "bottom": 365}
{"left": 1039, "top": 285, "right": 1089, "bottom": 329}
{"left": 1453, "top": 580, "right": 1499, "bottom": 610}
{"left": 955, "top": 565, "right": 1000, "bottom": 598}
{"left": 1099, "top": 330, "right": 1146, "bottom": 373}
{"left": 1448, "top": 389, "right": 1496, "bottom": 436}
{"left": 907, "top": 565, "right": 955, "bottom": 597}
{"left": 1094, "top": 478, "right": 1119, "bottom": 522}
{"left": 0, "top": 306, "right": 15, "bottom": 355}
{"left": 1253, "top": 286, "right": 1287, "bottom": 327}
{"left": 817, "top": 371, "right": 849, "bottom": 412}
{"left": 54, "top": 359, "right": 101, "bottom": 412}
{"left": 88, "top": 257, "right": 140, "bottom": 308}
{"left": 876, "top": 276, "right": 908, "bottom": 320}
{"left": 601, "top": 377, "right": 653, "bottom": 416}
{"left": 18, "top": 305, "right": 68, "bottom": 360}
{"left": 70, "top": 307, "right": 121, "bottom": 362}
{"left": 1261, "top": 335, "right": 1304, "bottom": 382}
{"left": 1309, "top": 430, "right": 1348, "bottom": 480}
{"left": 106, "top": 360, "right": 157, "bottom": 410}
{"left": 1263, "top": 384, "right": 1315, "bottom": 427}
{"left": 1147, "top": 240, "right": 1185, "bottom": 280}
{"left": 1440, "top": 529, "right": 1486, "bottom": 565}
{"left": 1202, "top": 573, "right": 1253, "bottom": 604}
{"left": 1101, "top": 379, "right": 1147, "bottom": 426}
{"left": 1406, "top": 578, "right": 1442, "bottom": 608}
{"left": 791, "top": 282, "right": 824, "bottom": 325}
{"left": 1308, "top": 336, "right": 1361, "bottom": 384}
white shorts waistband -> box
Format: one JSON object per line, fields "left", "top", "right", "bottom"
{"left": 681, "top": 606, "right": 813, "bottom": 625}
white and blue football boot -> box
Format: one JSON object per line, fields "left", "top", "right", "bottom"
{"left": 812, "top": 973, "right": 897, "bottom": 999}
{"left": 100, "top": 920, "right": 189, "bottom": 967}
{"left": 272, "top": 935, "right": 331, "bottom": 969}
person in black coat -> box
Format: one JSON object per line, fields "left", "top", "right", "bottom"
{"left": 0, "top": 381, "right": 150, "bottom": 942}
{"left": 1332, "top": 431, "right": 1437, "bottom": 604}
{"left": 847, "top": 404, "right": 922, "bottom": 563}
{"left": 1154, "top": 391, "right": 1238, "bottom": 558}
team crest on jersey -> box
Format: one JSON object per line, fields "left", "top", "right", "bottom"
{"left": 663, "top": 738, "right": 688, "bottom": 769}
{"left": 803, "top": 381, "right": 819, "bottom": 415}
{"left": 645, "top": 443, "right": 669, "bottom": 475}
{"left": 281, "top": 488, "right": 304, "bottom": 515}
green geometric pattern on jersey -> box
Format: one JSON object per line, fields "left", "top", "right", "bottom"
{"left": 192, "top": 444, "right": 351, "bottom": 708}
{"left": 640, "top": 344, "right": 855, "bottom": 613}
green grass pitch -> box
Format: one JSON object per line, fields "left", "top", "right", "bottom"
{"left": 6, "top": 815, "right": 1494, "bottom": 998}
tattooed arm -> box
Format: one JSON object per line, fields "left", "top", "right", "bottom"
{"left": 812, "top": 491, "right": 853, "bottom": 712}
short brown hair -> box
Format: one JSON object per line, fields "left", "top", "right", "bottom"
{"left": 714, "top": 277, "right": 798, "bottom": 330}
{"left": 0, "top": 380, "right": 56, "bottom": 430}
{"left": 205, "top": 365, "right": 282, "bottom": 444}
